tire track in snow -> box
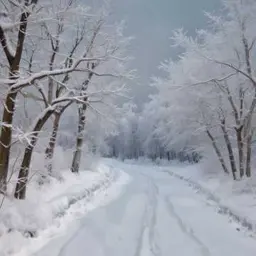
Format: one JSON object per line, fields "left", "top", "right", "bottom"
{"left": 134, "top": 172, "right": 162, "bottom": 256}
{"left": 133, "top": 205, "right": 148, "bottom": 256}
{"left": 147, "top": 178, "right": 161, "bottom": 256}
{"left": 164, "top": 196, "right": 211, "bottom": 256}
{"left": 164, "top": 170, "right": 256, "bottom": 235}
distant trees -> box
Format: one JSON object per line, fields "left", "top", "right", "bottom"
{"left": 158, "top": 0, "right": 256, "bottom": 180}
{"left": 106, "top": 103, "right": 198, "bottom": 163}
{"left": 0, "top": 0, "right": 132, "bottom": 199}
{"left": 108, "top": 0, "right": 256, "bottom": 180}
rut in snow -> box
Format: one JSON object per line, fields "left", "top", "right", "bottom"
{"left": 164, "top": 195, "right": 211, "bottom": 256}
{"left": 134, "top": 172, "right": 162, "bottom": 256}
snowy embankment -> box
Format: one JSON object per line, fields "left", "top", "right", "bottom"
{"left": 164, "top": 163, "right": 256, "bottom": 233}
{"left": 0, "top": 162, "right": 130, "bottom": 256}
{"left": 123, "top": 158, "right": 256, "bottom": 233}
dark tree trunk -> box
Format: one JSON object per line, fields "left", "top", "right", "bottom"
{"left": 71, "top": 102, "right": 87, "bottom": 173}
{"left": 70, "top": 66, "right": 94, "bottom": 173}
{"left": 44, "top": 102, "right": 72, "bottom": 175}
{"left": 206, "top": 130, "right": 229, "bottom": 175}
{"left": 167, "top": 152, "right": 170, "bottom": 161}
{"left": 0, "top": 3, "right": 32, "bottom": 191}
{"left": 245, "top": 132, "right": 253, "bottom": 178}
{"left": 0, "top": 91, "right": 18, "bottom": 191}
{"left": 14, "top": 110, "right": 54, "bottom": 199}
{"left": 45, "top": 112, "right": 61, "bottom": 174}
{"left": 221, "top": 122, "right": 237, "bottom": 180}
{"left": 236, "top": 126, "right": 244, "bottom": 178}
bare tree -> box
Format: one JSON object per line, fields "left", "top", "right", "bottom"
{"left": 0, "top": 0, "right": 39, "bottom": 192}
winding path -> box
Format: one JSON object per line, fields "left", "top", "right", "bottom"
{"left": 36, "top": 160, "right": 256, "bottom": 256}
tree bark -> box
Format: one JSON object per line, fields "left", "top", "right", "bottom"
{"left": 14, "top": 109, "right": 54, "bottom": 199}
{"left": 236, "top": 126, "right": 245, "bottom": 178}
{"left": 71, "top": 101, "right": 87, "bottom": 173}
{"left": 167, "top": 152, "right": 170, "bottom": 161}
{"left": 45, "top": 112, "right": 61, "bottom": 174}
{"left": 45, "top": 102, "right": 73, "bottom": 174}
{"left": 0, "top": 2, "right": 32, "bottom": 191}
{"left": 0, "top": 91, "right": 18, "bottom": 191}
{"left": 221, "top": 121, "right": 237, "bottom": 180}
{"left": 245, "top": 131, "right": 253, "bottom": 178}
{"left": 206, "top": 130, "right": 229, "bottom": 174}
{"left": 71, "top": 66, "right": 94, "bottom": 173}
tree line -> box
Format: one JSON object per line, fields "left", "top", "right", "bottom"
{"left": 108, "top": 0, "right": 256, "bottom": 181}
{"left": 106, "top": 104, "right": 201, "bottom": 163}
{"left": 0, "top": 0, "right": 132, "bottom": 199}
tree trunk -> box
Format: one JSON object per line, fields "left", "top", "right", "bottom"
{"left": 221, "top": 122, "right": 237, "bottom": 180}
{"left": 236, "top": 127, "right": 245, "bottom": 178}
{"left": 167, "top": 151, "right": 171, "bottom": 161}
{"left": 45, "top": 112, "right": 61, "bottom": 174}
{"left": 14, "top": 109, "right": 54, "bottom": 199}
{"left": 71, "top": 103, "right": 87, "bottom": 173}
{"left": 0, "top": 91, "right": 18, "bottom": 192}
{"left": 206, "top": 130, "right": 229, "bottom": 175}
{"left": 70, "top": 67, "right": 93, "bottom": 173}
{"left": 44, "top": 102, "right": 72, "bottom": 175}
{"left": 245, "top": 131, "right": 253, "bottom": 178}
{"left": 0, "top": 2, "right": 31, "bottom": 192}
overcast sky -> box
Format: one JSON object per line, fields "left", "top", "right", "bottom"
{"left": 98, "top": 0, "right": 222, "bottom": 104}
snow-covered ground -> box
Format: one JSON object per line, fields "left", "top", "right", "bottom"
{"left": 0, "top": 162, "right": 130, "bottom": 256}
{"left": 29, "top": 159, "right": 256, "bottom": 256}
{"left": 166, "top": 162, "right": 256, "bottom": 231}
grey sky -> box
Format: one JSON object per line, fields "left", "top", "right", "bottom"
{"left": 109, "top": 0, "right": 221, "bottom": 105}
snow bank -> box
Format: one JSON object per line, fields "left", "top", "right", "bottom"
{"left": 0, "top": 162, "right": 122, "bottom": 256}
{"left": 164, "top": 163, "right": 256, "bottom": 233}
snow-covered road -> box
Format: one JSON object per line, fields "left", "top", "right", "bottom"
{"left": 36, "top": 161, "right": 256, "bottom": 256}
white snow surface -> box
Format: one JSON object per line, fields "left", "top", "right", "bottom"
{"left": 30, "top": 159, "right": 256, "bottom": 256}
{"left": 167, "top": 162, "right": 256, "bottom": 228}
{"left": 0, "top": 162, "right": 130, "bottom": 256}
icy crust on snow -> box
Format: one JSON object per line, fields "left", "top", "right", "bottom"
{"left": 164, "top": 163, "right": 256, "bottom": 233}
{"left": 0, "top": 163, "right": 130, "bottom": 256}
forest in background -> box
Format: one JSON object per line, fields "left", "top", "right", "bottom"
{"left": 107, "top": 0, "right": 256, "bottom": 181}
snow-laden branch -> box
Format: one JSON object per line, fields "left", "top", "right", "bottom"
{"left": 190, "top": 73, "right": 236, "bottom": 87}
{"left": 0, "top": 57, "right": 108, "bottom": 90}
{"left": 202, "top": 55, "right": 256, "bottom": 87}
